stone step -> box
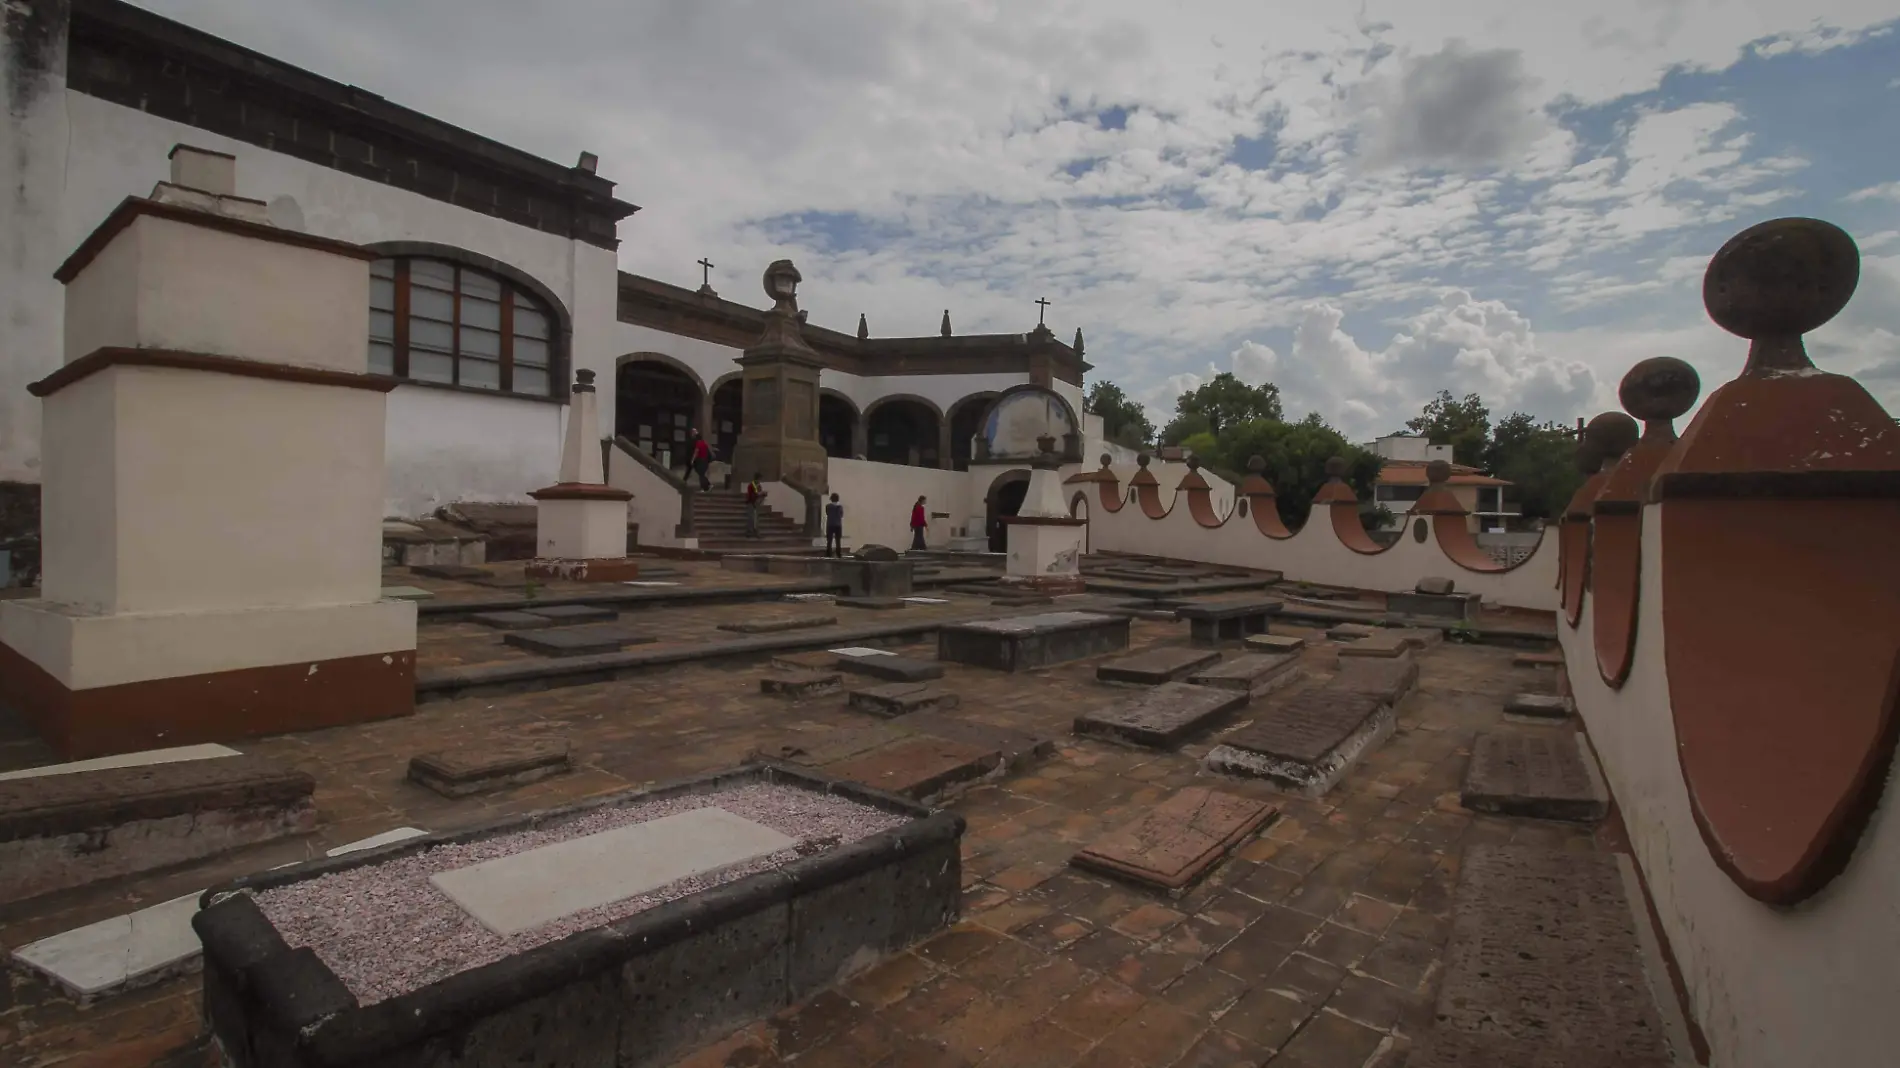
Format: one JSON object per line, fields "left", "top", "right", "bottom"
{"left": 1460, "top": 731, "right": 1609, "bottom": 823}
{"left": 1408, "top": 846, "right": 1677, "bottom": 1066}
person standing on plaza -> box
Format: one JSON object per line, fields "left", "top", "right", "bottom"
{"left": 745, "top": 474, "right": 764, "bottom": 538}
{"left": 909, "top": 495, "right": 928, "bottom": 551}
{"left": 689, "top": 430, "right": 712, "bottom": 491}
{"left": 825, "top": 493, "right": 845, "bottom": 557}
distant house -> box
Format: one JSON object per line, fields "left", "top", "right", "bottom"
{"left": 1362, "top": 434, "right": 1517, "bottom": 533}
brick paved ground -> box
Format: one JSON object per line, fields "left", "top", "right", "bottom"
{"left": 0, "top": 571, "right": 1610, "bottom": 1068}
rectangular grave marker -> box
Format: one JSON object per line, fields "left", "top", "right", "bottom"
{"left": 471, "top": 610, "right": 558, "bottom": 631}
{"left": 523, "top": 604, "right": 619, "bottom": 624}
{"left": 1504, "top": 693, "right": 1573, "bottom": 719}
{"left": 848, "top": 683, "right": 961, "bottom": 718}
{"left": 428, "top": 807, "right": 796, "bottom": 937}
{"left": 718, "top": 615, "right": 838, "bottom": 635}
{"left": 408, "top": 741, "right": 572, "bottom": 798}
{"left": 760, "top": 671, "right": 843, "bottom": 699}
{"left": 1338, "top": 633, "right": 1409, "bottom": 659}
{"left": 939, "top": 611, "right": 1130, "bottom": 672}
{"left": 1096, "top": 646, "right": 1223, "bottom": 685}
{"left": 822, "top": 737, "right": 1001, "bottom": 802}
{"left": 1205, "top": 685, "right": 1393, "bottom": 797}
{"left": 1187, "top": 653, "right": 1303, "bottom": 694}
{"left": 834, "top": 654, "right": 945, "bottom": 683}
{"left": 1327, "top": 623, "right": 1379, "bottom": 641}
{"left": 1071, "top": 788, "right": 1277, "bottom": 894}
{"left": 1244, "top": 633, "right": 1306, "bottom": 654}
{"left": 1074, "top": 682, "right": 1250, "bottom": 749}
{"left": 10, "top": 891, "right": 204, "bottom": 1002}
{"left": 1461, "top": 732, "right": 1608, "bottom": 823}
{"left": 502, "top": 625, "right": 656, "bottom": 657}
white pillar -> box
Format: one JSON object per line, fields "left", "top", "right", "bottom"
{"left": 527, "top": 369, "right": 638, "bottom": 581}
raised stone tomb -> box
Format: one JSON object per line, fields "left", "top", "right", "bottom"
{"left": 822, "top": 737, "right": 1002, "bottom": 803}
{"left": 833, "top": 652, "right": 945, "bottom": 683}
{"left": 1175, "top": 596, "right": 1286, "bottom": 646}
{"left": 521, "top": 604, "right": 619, "bottom": 624}
{"left": 1073, "top": 682, "right": 1250, "bottom": 749}
{"left": 1244, "top": 633, "right": 1305, "bottom": 654}
{"left": 759, "top": 670, "right": 844, "bottom": 699}
{"left": 938, "top": 611, "right": 1131, "bottom": 672}
{"left": 1204, "top": 684, "right": 1394, "bottom": 797}
{"left": 1331, "top": 654, "right": 1420, "bottom": 705}
{"left": 502, "top": 623, "right": 657, "bottom": 657}
{"left": 407, "top": 740, "right": 572, "bottom": 798}
{"left": 0, "top": 754, "right": 316, "bottom": 906}
{"left": 1186, "top": 652, "right": 1304, "bottom": 695}
{"left": 717, "top": 615, "right": 838, "bottom": 635}
{"left": 1461, "top": 731, "right": 1609, "bottom": 823}
{"left": 1095, "top": 646, "right": 1223, "bottom": 686}
{"left": 1071, "top": 787, "right": 1278, "bottom": 895}
{"left": 1337, "top": 633, "right": 1410, "bottom": 659}
{"left": 195, "top": 766, "right": 963, "bottom": 1068}
{"left": 848, "top": 683, "right": 961, "bottom": 718}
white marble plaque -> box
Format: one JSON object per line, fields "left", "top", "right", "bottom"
{"left": 429, "top": 807, "right": 795, "bottom": 937}
{"left": 0, "top": 743, "right": 241, "bottom": 782}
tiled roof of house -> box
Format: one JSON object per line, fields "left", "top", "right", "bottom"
{"left": 1375, "top": 460, "right": 1512, "bottom": 487}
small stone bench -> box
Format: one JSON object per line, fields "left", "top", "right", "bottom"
{"left": 1073, "top": 683, "right": 1250, "bottom": 749}
{"left": 0, "top": 755, "right": 316, "bottom": 906}
{"left": 1175, "top": 597, "right": 1285, "bottom": 645}
{"left": 408, "top": 740, "right": 571, "bottom": 798}
{"left": 1096, "top": 646, "right": 1222, "bottom": 686}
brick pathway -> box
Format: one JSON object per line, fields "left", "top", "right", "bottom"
{"left": 0, "top": 585, "right": 1616, "bottom": 1068}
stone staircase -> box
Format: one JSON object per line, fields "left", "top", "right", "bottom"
{"left": 694, "top": 491, "right": 812, "bottom": 552}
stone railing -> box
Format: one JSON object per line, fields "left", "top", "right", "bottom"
{"left": 1557, "top": 219, "right": 1896, "bottom": 1067}
{"left": 1071, "top": 452, "right": 1559, "bottom": 610}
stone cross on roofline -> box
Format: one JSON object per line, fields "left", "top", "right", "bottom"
{"left": 1035, "top": 296, "right": 1051, "bottom": 326}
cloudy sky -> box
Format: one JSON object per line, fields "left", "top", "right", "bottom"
{"left": 137, "top": 0, "right": 1900, "bottom": 439}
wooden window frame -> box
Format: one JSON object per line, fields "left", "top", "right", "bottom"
{"left": 376, "top": 256, "right": 559, "bottom": 401}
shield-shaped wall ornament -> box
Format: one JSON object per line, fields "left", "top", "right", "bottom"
{"left": 1652, "top": 218, "right": 1900, "bottom": 906}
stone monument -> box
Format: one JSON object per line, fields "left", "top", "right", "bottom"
{"left": 0, "top": 145, "right": 418, "bottom": 759}
{"left": 729, "top": 260, "right": 827, "bottom": 489}
{"left": 999, "top": 434, "right": 1088, "bottom": 594}
{"left": 525, "top": 369, "right": 639, "bottom": 582}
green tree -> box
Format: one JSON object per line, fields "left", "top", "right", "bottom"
{"left": 1406, "top": 390, "right": 1492, "bottom": 467}
{"left": 1161, "top": 373, "right": 1283, "bottom": 443}
{"left": 1085, "top": 381, "right": 1157, "bottom": 449}
{"left": 1194, "top": 414, "right": 1382, "bottom": 530}
{"left": 1485, "top": 412, "right": 1584, "bottom": 520}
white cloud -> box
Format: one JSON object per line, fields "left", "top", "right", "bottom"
{"left": 1848, "top": 183, "right": 1900, "bottom": 204}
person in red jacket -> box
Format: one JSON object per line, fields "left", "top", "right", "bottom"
{"left": 689, "top": 431, "right": 712, "bottom": 491}
{"left": 909, "top": 495, "right": 928, "bottom": 551}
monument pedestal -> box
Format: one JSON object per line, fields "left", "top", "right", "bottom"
{"left": 728, "top": 261, "right": 829, "bottom": 488}
{"left": 524, "top": 369, "right": 637, "bottom": 583}
{"left": 0, "top": 147, "right": 416, "bottom": 759}
{"left": 1001, "top": 517, "right": 1088, "bottom": 595}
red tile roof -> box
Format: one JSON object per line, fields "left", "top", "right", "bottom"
{"left": 1375, "top": 460, "right": 1512, "bottom": 487}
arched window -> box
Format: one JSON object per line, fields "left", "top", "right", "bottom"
{"left": 368, "top": 257, "right": 556, "bottom": 397}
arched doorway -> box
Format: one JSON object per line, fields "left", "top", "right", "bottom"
{"left": 616, "top": 357, "right": 703, "bottom": 472}
{"left": 867, "top": 398, "right": 942, "bottom": 467}
{"left": 1070, "top": 491, "right": 1091, "bottom": 555}
{"left": 710, "top": 377, "right": 743, "bottom": 464}
{"left": 985, "top": 469, "right": 1031, "bottom": 553}
{"left": 820, "top": 392, "right": 859, "bottom": 459}
{"left": 947, "top": 393, "right": 998, "bottom": 472}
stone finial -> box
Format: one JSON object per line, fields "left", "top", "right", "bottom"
{"left": 574, "top": 368, "right": 597, "bottom": 393}
{"left": 1575, "top": 437, "right": 1606, "bottom": 475}
{"left": 1100, "top": 453, "right": 1113, "bottom": 468}
{"left": 940, "top": 309, "right": 953, "bottom": 337}
{"left": 1186, "top": 455, "right": 1201, "bottom": 472}
{"left": 1704, "top": 218, "right": 1859, "bottom": 373}
{"left": 1425, "top": 459, "right": 1451, "bottom": 485}
{"left": 762, "top": 260, "right": 802, "bottom": 315}
{"left": 1247, "top": 455, "right": 1266, "bottom": 473}
{"left": 1037, "top": 434, "right": 1058, "bottom": 455}
{"left": 1074, "top": 328, "right": 1086, "bottom": 356}
{"left": 1583, "top": 412, "right": 1640, "bottom": 468}
{"left": 1324, "top": 456, "right": 1348, "bottom": 480}
{"left": 857, "top": 313, "right": 869, "bottom": 340}
{"left": 1137, "top": 452, "right": 1151, "bottom": 469}
{"left": 1619, "top": 356, "right": 1700, "bottom": 438}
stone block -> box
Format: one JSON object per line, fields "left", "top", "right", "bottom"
{"left": 1176, "top": 596, "right": 1285, "bottom": 645}
{"left": 521, "top": 604, "right": 619, "bottom": 624}
{"left": 1461, "top": 732, "right": 1608, "bottom": 823}
{"left": 1504, "top": 693, "right": 1574, "bottom": 719}
{"left": 407, "top": 740, "right": 572, "bottom": 799}
{"left": 822, "top": 737, "right": 1001, "bottom": 802}
{"left": 848, "top": 683, "right": 961, "bottom": 718}
{"left": 834, "top": 654, "right": 944, "bottom": 683}
{"left": 1071, "top": 788, "right": 1278, "bottom": 895}
{"left": 1205, "top": 686, "right": 1393, "bottom": 797}
{"left": 1338, "top": 634, "right": 1410, "bottom": 659}
{"left": 1387, "top": 590, "right": 1481, "bottom": 622}
{"left": 469, "top": 610, "right": 558, "bottom": 630}
{"left": 502, "top": 624, "right": 655, "bottom": 657}
{"left": 1244, "top": 633, "right": 1306, "bottom": 654}
{"left": 1096, "top": 646, "right": 1223, "bottom": 685}
{"left": 717, "top": 615, "right": 838, "bottom": 634}
{"left": 760, "top": 671, "right": 843, "bottom": 699}
{"left": 1187, "top": 653, "right": 1304, "bottom": 694}
{"left": 938, "top": 611, "right": 1130, "bottom": 671}
{"left": 1327, "top": 623, "right": 1380, "bottom": 641}
{"left": 1416, "top": 576, "right": 1456, "bottom": 595}
{"left": 428, "top": 808, "right": 797, "bottom": 937}
{"left": 852, "top": 545, "right": 900, "bottom": 561}
{"left": 1073, "top": 683, "right": 1250, "bottom": 749}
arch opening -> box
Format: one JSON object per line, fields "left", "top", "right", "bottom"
{"left": 615, "top": 358, "right": 703, "bottom": 472}
{"left": 710, "top": 378, "right": 744, "bottom": 463}
{"left": 820, "top": 393, "right": 860, "bottom": 459}
{"left": 948, "top": 394, "right": 998, "bottom": 471}
{"left": 867, "top": 399, "right": 942, "bottom": 467}
{"left": 985, "top": 470, "right": 1032, "bottom": 553}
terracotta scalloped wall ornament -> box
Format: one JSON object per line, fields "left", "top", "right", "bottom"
{"left": 1654, "top": 217, "right": 1900, "bottom": 906}
{"left": 1130, "top": 452, "right": 1166, "bottom": 518}
{"left": 1591, "top": 358, "right": 1699, "bottom": 688}
{"left": 1314, "top": 456, "right": 1385, "bottom": 555}
{"left": 1177, "top": 456, "right": 1223, "bottom": 527}
{"left": 1559, "top": 414, "right": 1638, "bottom": 627}
{"left": 1241, "top": 455, "right": 1293, "bottom": 538}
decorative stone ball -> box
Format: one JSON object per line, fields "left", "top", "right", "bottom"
{"left": 1137, "top": 453, "right": 1152, "bottom": 468}
{"left": 576, "top": 368, "right": 596, "bottom": 385}
{"left": 1324, "top": 456, "right": 1347, "bottom": 479}
{"left": 1248, "top": 455, "right": 1267, "bottom": 473}
{"left": 1425, "top": 460, "right": 1451, "bottom": 485}
{"left": 1583, "top": 412, "right": 1640, "bottom": 459}
{"left": 1703, "top": 217, "right": 1859, "bottom": 340}
{"left": 1186, "top": 456, "right": 1201, "bottom": 472}
{"left": 1618, "top": 356, "right": 1700, "bottom": 423}
{"left": 763, "top": 259, "right": 803, "bottom": 302}
{"left": 1575, "top": 438, "right": 1606, "bottom": 475}
{"left": 1099, "top": 453, "right": 1113, "bottom": 468}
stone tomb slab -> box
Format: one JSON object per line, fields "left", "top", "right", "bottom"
{"left": 522, "top": 604, "right": 619, "bottom": 624}
{"left": 502, "top": 624, "right": 656, "bottom": 657}
{"left": 408, "top": 740, "right": 572, "bottom": 798}
{"left": 718, "top": 615, "right": 838, "bottom": 635}
{"left": 837, "top": 596, "right": 907, "bottom": 610}
{"left": 1205, "top": 685, "right": 1393, "bottom": 797}
{"left": 1337, "top": 633, "right": 1410, "bottom": 659}
{"left": 1175, "top": 597, "right": 1285, "bottom": 645}
{"left": 1504, "top": 693, "right": 1574, "bottom": 719}
{"left": 1243, "top": 633, "right": 1306, "bottom": 654}
{"left": 901, "top": 712, "right": 1055, "bottom": 773}
{"left": 469, "top": 610, "right": 558, "bottom": 631}
{"left": 848, "top": 683, "right": 961, "bottom": 718}
{"left": 1074, "top": 682, "right": 1250, "bottom": 750}
{"left": 1187, "top": 653, "right": 1304, "bottom": 695}
{"left": 760, "top": 670, "right": 844, "bottom": 699}
{"left": 1096, "top": 646, "right": 1223, "bottom": 686}
{"left": 1331, "top": 655, "right": 1420, "bottom": 705}
{"left": 1070, "top": 787, "right": 1278, "bottom": 895}
{"left": 428, "top": 807, "right": 796, "bottom": 938}
{"left": 1461, "top": 731, "right": 1608, "bottom": 823}
{"left": 822, "top": 737, "right": 1002, "bottom": 803}
{"left": 834, "top": 653, "right": 944, "bottom": 683}
{"left": 938, "top": 611, "right": 1130, "bottom": 672}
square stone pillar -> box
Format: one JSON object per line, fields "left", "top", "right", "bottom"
{"left": 729, "top": 261, "right": 828, "bottom": 489}
{"left": 1001, "top": 439, "right": 1087, "bottom": 593}
{"left": 0, "top": 147, "right": 418, "bottom": 759}
{"left": 526, "top": 368, "right": 639, "bottom": 583}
